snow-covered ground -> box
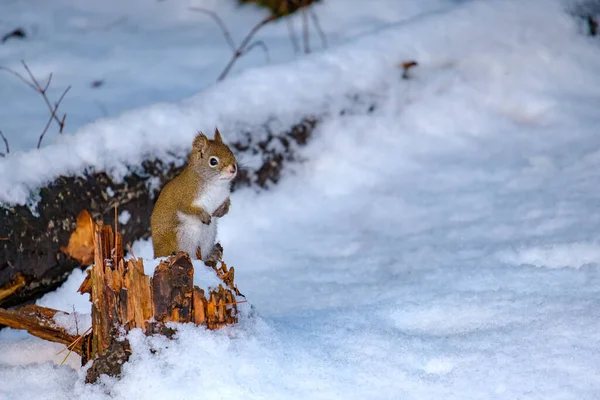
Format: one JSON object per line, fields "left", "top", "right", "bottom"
{"left": 2, "top": 0, "right": 600, "bottom": 399}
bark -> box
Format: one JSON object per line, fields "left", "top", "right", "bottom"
{"left": 152, "top": 253, "right": 194, "bottom": 324}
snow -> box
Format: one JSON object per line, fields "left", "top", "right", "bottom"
{"left": 52, "top": 311, "right": 92, "bottom": 337}
{"left": 498, "top": 242, "right": 600, "bottom": 269}
{"left": 2, "top": 0, "right": 600, "bottom": 399}
{"left": 117, "top": 210, "right": 131, "bottom": 225}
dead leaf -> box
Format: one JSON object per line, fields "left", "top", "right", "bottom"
{"left": 60, "top": 210, "right": 95, "bottom": 266}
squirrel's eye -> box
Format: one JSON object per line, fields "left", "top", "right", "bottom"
{"left": 209, "top": 156, "right": 219, "bottom": 167}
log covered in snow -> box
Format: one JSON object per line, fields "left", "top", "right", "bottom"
{"left": 0, "top": 117, "right": 317, "bottom": 310}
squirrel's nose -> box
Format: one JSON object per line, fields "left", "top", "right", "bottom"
{"left": 229, "top": 164, "right": 237, "bottom": 174}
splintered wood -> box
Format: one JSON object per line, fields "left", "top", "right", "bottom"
{"left": 0, "top": 274, "right": 26, "bottom": 302}
{"left": 0, "top": 305, "right": 83, "bottom": 354}
{"left": 77, "top": 222, "right": 241, "bottom": 348}
{"left": 0, "top": 216, "right": 244, "bottom": 383}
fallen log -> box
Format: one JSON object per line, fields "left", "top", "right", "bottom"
{"left": 0, "top": 117, "right": 316, "bottom": 310}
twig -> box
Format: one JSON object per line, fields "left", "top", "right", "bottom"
{"left": 36, "top": 85, "right": 71, "bottom": 149}
{"left": 0, "top": 65, "right": 37, "bottom": 91}
{"left": 38, "top": 117, "right": 54, "bottom": 150}
{"left": 217, "top": 15, "right": 277, "bottom": 81}
{"left": 308, "top": 7, "right": 327, "bottom": 49}
{"left": 589, "top": 16, "right": 598, "bottom": 36}
{"left": 57, "top": 326, "right": 92, "bottom": 365}
{"left": 56, "top": 326, "right": 91, "bottom": 354}
{"left": 242, "top": 40, "right": 271, "bottom": 63}
{"left": 42, "top": 72, "right": 53, "bottom": 92}
{"left": 223, "top": 300, "right": 247, "bottom": 307}
{"left": 0, "top": 61, "right": 71, "bottom": 147}
{"left": 189, "top": 7, "right": 236, "bottom": 52}
{"left": 126, "top": 243, "right": 137, "bottom": 261}
{"left": 400, "top": 61, "right": 419, "bottom": 80}
{"left": 301, "top": 7, "right": 310, "bottom": 54}
{"left": 21, "top": 62, "right": 64, "bottom": 128}
{"left": 71, "top": 305, "right": 80, "bottom": 336}
{"left": 0, "top": 130, "right": 9, "bottom": 157}
{"left": 286, "top": 18, "right": 300, "bottom": 54}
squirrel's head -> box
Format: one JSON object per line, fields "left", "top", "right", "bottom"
{"left": 190, "top": 128, "right": 237, "bottom": 182}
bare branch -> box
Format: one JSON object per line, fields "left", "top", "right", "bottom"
{"left": 189, "top": 7, "right": 236, "bottom": 52}
{"left": 42, "top": 72, "right": 53, "bottom": 93}
{"left": 308, "top": 7, "right": 328, "bottom": 49}
{"left": 589, "top": 16, "right": 598, "bottom": 36}
{"left": 217, "top": 15, "right": 277, "bottom": 82}
{"left": 59, "top": 114, "right": 67, "bottom": 133}
{"left": 72, "top": 305, "right": 80, "bottom": 336}
{"left": 0, "top": 130, "right": 9, "bottom": 157}
{"left": 286, "top": 18, "right": 300, "bottom": 54}
{"left": 0, "top": 62, "right": 70, "bottom": 135}
{"left": 242, "top": 40, "right": 271, "bottom": 63}
{"left": 37, "top": 85, "right": 71, "bottom": 149}
{"left": 0, "top": 65, "right": 37, "bottom": 91}
{"left": 55, "top": 86, "right": 71, "bottom": 112}
{"left": 1, "top": 61, "right": 71, "bottom": 147}
{"left": 21, "top": 61, "right": 64, "bottom": 128}
{"left": 37, "top": 114, "right": 55, "bottom": 150}
{"left": 20, "top": 61, "right": 43, "bottom": 88}
{"left": 302, "top": 7, "right": 310, "bottom": 54}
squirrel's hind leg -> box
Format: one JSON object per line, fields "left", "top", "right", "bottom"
{"left": 152, "top": 230, "right": 179, "bottom": 258}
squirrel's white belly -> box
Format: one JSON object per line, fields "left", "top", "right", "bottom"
{"left": 193, "top": 181, "right": 230, "bottom": 214}
{"left": 176, "top": 213, "right": 218, "bottom": 260}
{"left": 176, "top": 181, "right": 230, "bottom": 260}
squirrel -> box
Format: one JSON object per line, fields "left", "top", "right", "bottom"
{"left": 150, "top": 129, "right": 237, "bottom": 262}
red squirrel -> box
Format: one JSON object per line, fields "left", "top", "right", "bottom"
{"left": 150, "top": 129, "right": 237, "bottom": 261}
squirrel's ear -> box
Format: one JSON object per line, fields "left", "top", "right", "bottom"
{"left": 214, "top": 128, "right": 223, "bottom": 144}
{"left": 193, "top": 133, "right": 209, "bottom": 156}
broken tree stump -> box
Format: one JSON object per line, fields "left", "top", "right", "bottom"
{"left": 78, "top": 221, "right": 242, "bottom": 382}
{"left": 0, "top": 218, "right": 245, "bottom": 383}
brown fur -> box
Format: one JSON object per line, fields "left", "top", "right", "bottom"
{"left": 150, "top": 129, "right": 237, "bottom": 258}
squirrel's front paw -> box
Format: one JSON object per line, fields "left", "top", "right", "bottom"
{"left": 213, "top": 198, "right": 230, "bottom": 218}
{"left": 198, "top": 210, "right": 212, "bottom": 225}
